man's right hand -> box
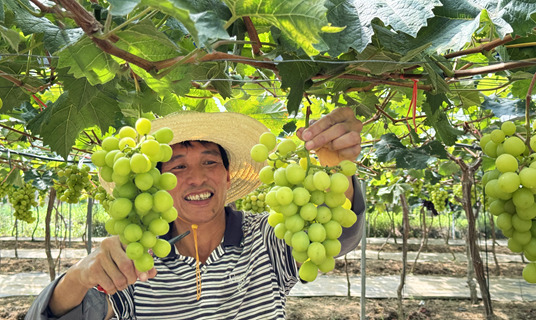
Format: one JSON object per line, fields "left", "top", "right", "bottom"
{"left": 49, "top": 236, "right": 157, "bottom": 317}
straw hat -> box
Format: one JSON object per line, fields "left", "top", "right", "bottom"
{"left": 151, "top": 111, "right": 269, "bottom": 204}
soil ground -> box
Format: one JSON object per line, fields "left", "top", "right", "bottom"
{"left": 1, "top": 240, "right": 534, "bottom": 319}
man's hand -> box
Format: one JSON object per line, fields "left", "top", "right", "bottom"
{"left": 75, "top": 236, "right": 157, "bottom": 294}
{"left": 297, "top": 107, "right": 362, "bottom": 167}
{"left": 49, "top": 236, "right": 157, "bottom": 318}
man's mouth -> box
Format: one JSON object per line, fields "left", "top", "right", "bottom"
{"left": 185, "top": 192, "right": 213, "bottom": 201}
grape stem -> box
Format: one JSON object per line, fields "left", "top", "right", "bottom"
{"left": 304, "top": 102, "right": 312, "bottom": 173}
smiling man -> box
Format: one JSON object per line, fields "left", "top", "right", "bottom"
{"left": 27, "top": 108, "right": 366, "bottom": 320}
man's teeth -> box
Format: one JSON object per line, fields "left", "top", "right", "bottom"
{"left": 186, "top": 192, "right": 211, "bottom": 201}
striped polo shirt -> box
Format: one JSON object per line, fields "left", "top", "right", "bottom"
{"left": 110, "top": 207, "right": 299, "bottom": 320}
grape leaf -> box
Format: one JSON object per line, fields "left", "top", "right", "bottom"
{"left": 0, "top": 65, "right": 30, "bottom": 112}
{"left": 224, "top": 95, "right": 288, "bottom": 130}
{"left": 114, "top": 21, "right": 193, "bottom": 95}
{"left": 142, "top": 0, "right": 230, "bottom": 47}
{"left": 56, "top": 36, "right": 120, "bottom": 85}
{"left": 0, "top": 25, "right": 20, "bottom": 51}
{"left": 480, "top": 94, "right": 532, "bottom": 118}
{"left": 27, "top": 78, "right": 120, "bottom": 158}
{"left": 422, "top": 92, "right": 463, "bottom": 146}
{"left": 224, "top": 0, "right": 330, "bottom": 55}
{"left": 375, "top": 133, "right": 406, "bottom": 163}
{"left": 4, "top": 0, "right": 83, "bottom": 54}
{"left": 322, "top": 0, "right": 370, "bottom": 56}
{"left": 107, "top": 0, "right": 141, "bottom": 15}
{"left": 277, "top": 58, "right": 322, "bottom": 115}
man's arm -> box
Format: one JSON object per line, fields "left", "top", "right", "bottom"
{"left": 26, "top": 236, "right": 155, "bottom": 319}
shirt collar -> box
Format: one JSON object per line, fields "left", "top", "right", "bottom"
{"left": 162, "top": 206, "right": 243, "bottom": 249}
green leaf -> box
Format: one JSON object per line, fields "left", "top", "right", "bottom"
{"left": 322, "top": 0, "right": 371, "bottom": 55}
{"left": 438, "top": 161, "right": 459, "bottom": 176}
{"left": 114, "top": 21, "right": 192, "bottom": 95}
{"left": 422, "top": 92, "right": 463, "bottom": 146}
{"left": 0, "top": 25, "right": 20, "bottom": 51}
{"left": 107, "top": 0, "right": 141, "bottom": 15}
{"left": 142, "top": 0, "right": 230, "bottom": 47}
{"left": 358, "top": 0, "right": 441, "bottom": 36}
{"left": 27, "top": 79, "right": 120, "bottom": 158}
{"left": 56, "top": 36, "right": 120, "bottom": 85}
{"left": 375, "top": 133, "right": 406, "bottom": 163}
{"left": 224, "top": 0, "right": 329, "bottom": 55}
{"left": 481, "top": 94, "right": 530, "bottom": 118}
{"left": 224, "top": 95, "right": 288, "bottom": 130}
{"left": 2, "top": 168, "right": 22, "bottom": 187}
{"left": 0, "top": 65, "right": 29, "bottom": 112}
{"left": 191, "top": 62, "right": 233, "bottom": 99}
{"left": 4, "top": 0, "right": 84, "bottom": 53}
{"left": 277, "top": 62, "right": 321, "bottom": 115}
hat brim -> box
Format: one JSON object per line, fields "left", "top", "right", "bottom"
{"left": 151, "top": 111, "right": 269, "bottom": 204}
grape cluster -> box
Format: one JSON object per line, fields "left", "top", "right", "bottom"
{"left": 0, "top": 182, "right": 10, "bottom": 199}
{"left": 250, "top": 132, "right": 358, "bottom": 282}
{"left": 54, "top": 164, "right": 94, "bottom": 203}
{"left": 410, "top": 179, "right": 423, "bottom": 196}
{"left": 480, "top": 120, "right": 536, "bottom": 283}
{"left": 429, "top": 184, "right": 448, "bottom": 212}
{"left": 93, "top": 185, "right": 114, "bottom": 211}
{"left": 8, "top": 182, "right": 38, "bottom": 223}
{"left": 92, "top": 118, "right": 178, "bottom": 272}
{"left": 235, "top": 185, "right": 270, "bottom": 213}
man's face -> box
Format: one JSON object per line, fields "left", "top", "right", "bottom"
{"left": 161, "top": 141, "right": 231, "bottom": 224}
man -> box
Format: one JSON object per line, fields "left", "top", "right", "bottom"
{"left": 26, "top": 107, "right": 365, "bottom": 320}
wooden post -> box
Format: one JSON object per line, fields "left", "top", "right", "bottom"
{"left": 45, "top": 187, "right": 57, "bottom": 281}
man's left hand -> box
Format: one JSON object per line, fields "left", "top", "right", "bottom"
{"left": 296, "top": 107, "right": 362, "bottom": 167}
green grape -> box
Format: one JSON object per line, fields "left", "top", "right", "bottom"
{"left": 124, "top": 224, "right": 143, "bottom": 242}
{"left": 490, "top": 129, "right": 506, "bottom": 144}
{"left": 307, "top": 242, "right": 326, "bottom": 265}
{"left": 495, "top": 154, "right": 518, "bottom": 173}
{"left": 308, "top": 223, "right": 326, "bottom": 242}
{"left": 110, "top": 198, "right": 133, "bottom": 219}
{"left": 130, "top": 154, "right": 151, "bottom": 173}
{"left": 91, "top": 150, "right": 108, "bottom": 167}
{"left": 268, "top": 212, "right": 285, "bottom": 227}
{"left": 161, "top": 207, "right": 178, "bottom": 223}
{"left": 102, "top": 136, "right": 119, "bottom": 151}
{"left": 159, "top": 172, "right": 177, "bottom": 190}
{"left": 503, "top": 136, "right": 525, "bottom": 156}
{"left": 323, "top": 239, "right": 341, "bottom": 256}
{"left": 285, "top": 163, "right": 306, "bottom": 185}
{"left": 497, "top": 172, "right": 520, "bottom": 194}
{"left": 329, "top": 173, "right": 349, "bottom": 194}
{"left": 339, "top": 160, "right": 357, "bottom": 176}
{"left": 274, "top": 223, "right": 287, "bottom": 239}
{"left": 299, "top": 203, "right": 317, "bottom": 221}
{"left": 118, "top": 137, "right": 137, "bottom": 151}
{"left": 136, "top": 118, "right": 152, "bottom": 135}
{"left": 496, "top": 213, "right": 513, "bottom": 231}
{"left": 316, "top": 206, "right": 332, "bottom": 224}
{"left": 152, "top": 238, "right": 172, "bottom": 258}
{"left": 292, "top": 249, "right": 309, "bottom": 263}
{"left": 134, "top": 252, "right": 155, "bottom": 272}
{"left": 276, "top": 139, "right": 297, "bottom": 156}
{"left": 520, "top": 168, "right": 536, "bottom": 189}
{"left": 324, "top": 220, "right": 342, "bottom": 239}
{"left": 513, "top": 188, "right": 534, "bottom": 209}
{"left": 149, "top": 218, "right": 170, "bottom": 236}
{"left": 276, "top": 187, "right": 293, "bottom": 206}
{"left": 126, "top": 242, "right": 145, "bottom": 260}
{"left": 153, "top": 127, "right": 174, "bottom": 144}
{"left": 250, "top": 144, "right": 269, "bottom": 162}
{"left": 313, "top": 171, "right": 331, "bottom": 191}
{"left": 134, "top": 172, "right": 154, "bottom": 191}
{"left": 153, "top": 190, "right": 174, "bottom": 212}
{"left": 259, "top": 132, "right": 277, "bottom": 150}
{"left": 299, "top": 260, "right": 318, "bottom": 282}
{"left": 501, "top": 121, "right": 516, "bottom": 136}
{"left": 258, "top": 166, "right": 275, "bottom": 184}
{"left": 291, "top": 231, "right": 310, "bottom": 252}
{"left": 292, "top": 187, "right": 311, "bottom": 206}
{"left": 285, "top": 214, "right": 305, "bottom": 233}
{"left": 523, "top": 263, "right": 536, "bottom": 283}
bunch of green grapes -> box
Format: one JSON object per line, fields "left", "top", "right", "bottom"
{"left": 0, "top": 182, "right": 10, "bottom": 199}
{"left": 480, "top": 120, "right": 536, "bottom": 284}
{"left": 429, "top": 184, "right": 448, "bottom": 212}
{"left": 93, "top": 185, "right": 114, "bottom": 211}
{"left": 54, "top": 164, "right": 94, "bottom": 203}
{"left": 8, "top": 182, "right": 38, "bottom": 223}
{"left": 236, "top": 185, "right": 270, "bottom": 213}
{"left": 410, "top": 179, "right": 423, "bottom": 196}
{"left": 250, "top": 132, "right": 358, "bottom": 282}
{"left": 91, "top": 118, "right": 178, "bottom": 272}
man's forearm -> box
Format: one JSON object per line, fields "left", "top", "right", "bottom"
{"left": 48, "top": 268, "right": 91, "bottom": 317}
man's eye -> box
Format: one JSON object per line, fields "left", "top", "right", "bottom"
{"left": 173, "top": 164, "right": 186, "bottom": 170}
